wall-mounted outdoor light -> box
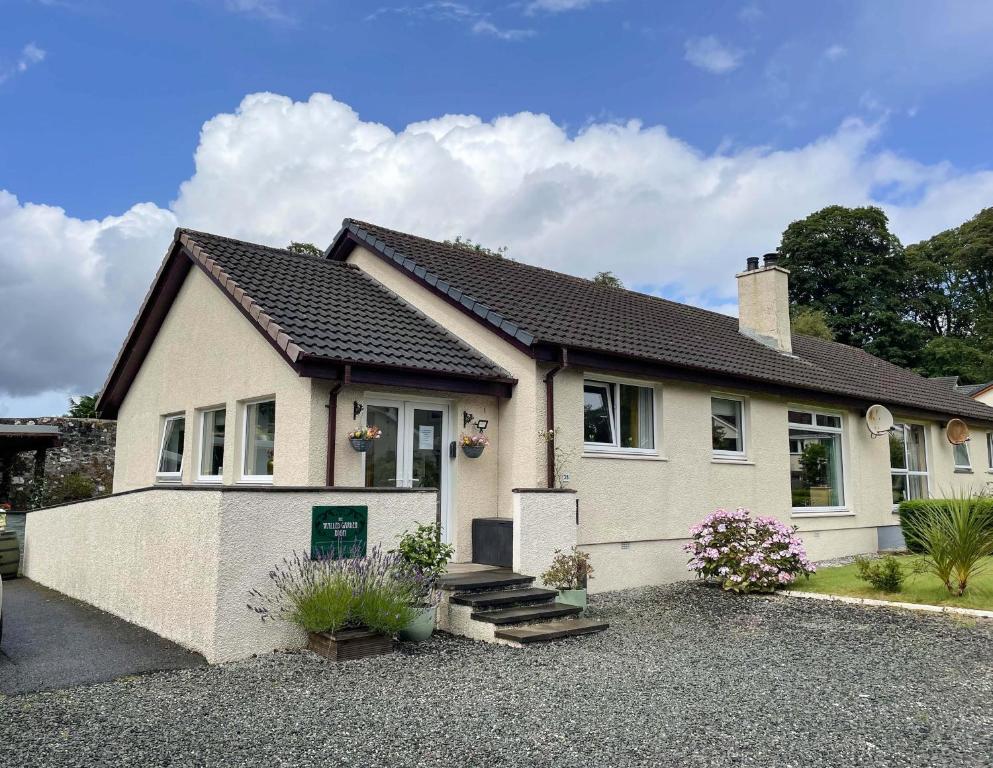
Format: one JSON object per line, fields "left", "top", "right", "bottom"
{"left": 475, "top": 419, "right": 489, "bottom": 431}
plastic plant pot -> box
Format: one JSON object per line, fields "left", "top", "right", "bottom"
{"left": 398, "top": 605, "right": 436, "bottom": 642}
{"left": 556, "top": 588, "right": 587, "bottom": 610}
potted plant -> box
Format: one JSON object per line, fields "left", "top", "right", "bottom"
{"left": 460, "top": 432, "right": 489, "bottom": 458}
{"left": 347, "top": 425, "right": 382, "bottom": 453}
{"left": 540, "top": 547, "right": 594, "bottom": 610}
{"left": 393, "top": 522, "right": 454, "bottom": 641}
{"left": 248, "top": 547, "right": 420, "bottom": 661}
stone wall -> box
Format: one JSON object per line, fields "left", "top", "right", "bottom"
{"left": 1, "top": 417, "right": 116, "bottom": 511}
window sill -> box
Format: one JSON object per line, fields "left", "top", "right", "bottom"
{"left": 711, "top": 457, "right": 753, "bottom": 465}
{"left": 195, "top": 477, "right": 223, "bottom": 485}
{"left": 791, "top": 509, "right": 855, "bottom": 518}
{"left": 238, "top": 477, "right": 274, "bottom": 485}
{"left": 581, "top": 451, "right": 666, "bottom": 461}
{"left": 954, "top": 468, "right": 974, "bottom": 474}
{"left": 155, "top": 476, "right": 182, "bottom": 485}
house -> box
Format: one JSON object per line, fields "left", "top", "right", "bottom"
{"left": 94, "top": 219, "right": 993, "bottom": 585}
{"left": 21, "top": 219, "right": 993, "bottom": 660}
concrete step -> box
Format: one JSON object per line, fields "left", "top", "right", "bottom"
{"left": 494, "top": 618, "right": 610, "bottom": 644}
{"left": 449, "top": 587, "right": 558, "bottom": 609}
{"left": 438, "top": 570, "right": 535, "bottom": 593}
{"left": 471, "top": 602, "right": 583, "bottom": 625}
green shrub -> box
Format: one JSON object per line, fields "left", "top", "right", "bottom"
{"left": 898, "top": 498, "right": 993, "bottom": 553}
{"left": 902, "top": 492, "right": 993, "bottom": 596}
{"left": 854, "top": 555, "right": 904, "bottom": 592}
{"left": 393, "top": 522, "right": 454, "bottom": 582}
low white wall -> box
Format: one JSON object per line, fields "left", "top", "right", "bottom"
{"left": 24, "top": 489, "right": 223, "bottom": 655}
{"left": 512, "top": 489, "right": 577, "bottom": 581}
{"left": 213, "top": 489, "right": 437, "bottom": 662}
{"left": 24, "top": 487, "right": 438, "bottom": 663}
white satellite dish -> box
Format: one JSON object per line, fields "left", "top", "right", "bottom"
{"left": 946, "top": 418, "right": 971, "bottom": 445}
{"left": 865, "top": 404, "right": 894, "bottom": 437}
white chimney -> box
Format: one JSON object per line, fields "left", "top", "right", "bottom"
{"left": 736, "top": 253, "right": 792, "bottom": 354}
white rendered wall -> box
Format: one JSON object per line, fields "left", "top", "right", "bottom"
{"left": 512, "top": 490, "right": 578, "bottom": 582}
{"left": 24, "top": 488, "right": 437, "bottom": 662}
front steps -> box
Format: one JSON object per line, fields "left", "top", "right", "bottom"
{"left": 437, "top": 568, "right": 608, "bottom": 647}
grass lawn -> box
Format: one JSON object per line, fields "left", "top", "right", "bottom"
{"left": 790, "top": 555, "right": 993, "bottom": 611}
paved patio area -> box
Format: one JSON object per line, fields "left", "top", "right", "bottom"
{"left": 2, "top": 582, "right": 991, "bottom": 767}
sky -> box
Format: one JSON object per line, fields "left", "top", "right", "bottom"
{"left": 2, "top": 0, "right": 993, "bottom": 417}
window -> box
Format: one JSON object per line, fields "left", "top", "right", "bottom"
{"left": 712, "top": 396, "right": 745, "bottom": 457}
{"left": 788, "top": 408, "right": 845, "bottom": 510}
{"left": 198, "top": 408, "right": 226, "bottom": 482}
{"left": 889, "top": 423, "right": 928, "bottom": 505}
{"left": 243, "top": 399, "right": 276, "bottom": 481}
{"left": 583, "top": 379, "right": 655, "bottom": 451}
{"left": 988, "top": 433, "right": 993, "bottom": 470}
{"left": 953, "top": 439, "right": 971, "bottom": 470}
{"left": 157, "top": 415, "right": 185, "bottom": 481}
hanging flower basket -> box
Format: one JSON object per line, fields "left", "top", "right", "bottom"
{"left": 347, "top": 426, "right": 382, "bottom": 453}
{"left": 460, "top": 432, "right": 490, "bottom": 458}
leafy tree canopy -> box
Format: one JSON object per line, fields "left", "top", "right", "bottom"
{"left": 286, "top": 242, "right": 323, "bottom": 257}
{"left": 444, "top": 235, "right": 509, "bottom": 258}
{"left": 592, "top": 271, "right": 623, "bottom": 288}
{"left": 66, "top": 394, "right": 99, "bottom": 419}
{"left": 790, "top": 306, "right": 834, "bottom": 341}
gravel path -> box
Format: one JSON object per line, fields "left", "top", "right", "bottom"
{"left": 2, "top": 583, "right": 992, "bottom": 767}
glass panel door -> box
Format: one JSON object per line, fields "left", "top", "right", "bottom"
{"left": 364, "top": 403, "right": 401, "bottom": 488}
{"left": 408, "top": 406, "right": 444, "bottom": 491}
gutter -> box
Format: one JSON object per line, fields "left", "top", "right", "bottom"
{"left": 543, "top": 348, "right": 568, "bottom": 489}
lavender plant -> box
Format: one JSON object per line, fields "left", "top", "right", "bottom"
{"left": 248, "top": 546, "right": 426, "bottom": 635}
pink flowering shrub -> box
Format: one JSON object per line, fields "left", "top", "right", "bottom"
{"left": 684, "top": 508, "right": 815, "bottom": 593}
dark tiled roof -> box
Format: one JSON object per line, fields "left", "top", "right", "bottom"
{"left": 956, "top": 380, "right": 993, "bottom": 397}
{"left": 333, "top": 219, "right": 993, "bottom": 425}
{"left": 177, "top": 230, "right": 512, "bottom": 381}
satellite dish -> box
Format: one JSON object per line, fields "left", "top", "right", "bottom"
{"left": 865, "top": 404, "right": 894, "bottom": 437}
{"left": 946, "top": 418, "right": 971, "bottom": 445}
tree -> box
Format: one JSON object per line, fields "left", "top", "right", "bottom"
{"left": 916, "top": 336, "right": 993, "bottom": 385}
{"left": 778, "top": 205, "right": 923, "bottom": 367}
{"left": 66, "top": 394, "right": 99, "bottom": 419}
{"left": 790, "top": 306, "right": 834, "bottom": 341}
{"left": 592, "top": 271, "right": 623, "bottom": 288}
{"left": 286, "top": 242, "right": 323, "bottom": 257}
{"left": 444, "top": 235, "right": 509, "bottom": 258}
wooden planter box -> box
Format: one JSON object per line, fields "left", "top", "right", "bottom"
{"left": 307, "top": 628, "right": 393, "bottom": 661}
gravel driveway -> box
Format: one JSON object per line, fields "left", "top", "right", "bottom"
{"left": 2, "top": 583, "right": 991, "bottom": 767}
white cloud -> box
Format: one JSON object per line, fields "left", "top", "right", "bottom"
{"left": 367, "top": 3, "right": 534, "bottom": 40}
{"left": 0, "top": 42, "right": 46, "bottom": 84}
{"left": 824, "top": 44, "right": 847, "bottom": 61}
{"left": 684, "top": 36, "right": 744, "bottom": 74}
{"left": 223, "top": 0, "right": 293, "bottom": 22}
{"left": 4, "top": 93, "right": 993, "bottom": 411}
{"left": 525, "top": 0, "right": 609, "bottom": 14}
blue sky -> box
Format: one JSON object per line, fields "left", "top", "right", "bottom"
{"left": 3, "top": 0, "right": 993, "bottom": 416}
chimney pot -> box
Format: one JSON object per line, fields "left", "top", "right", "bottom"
{"left": 746, "top": 256, "right": 760, "bottom": 271}
{"left": 763, "top": 252, "right": 779, "bottom": 267}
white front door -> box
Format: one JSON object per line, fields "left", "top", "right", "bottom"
{"left": 363, "top": 398, "right": 452, "bottom": 542}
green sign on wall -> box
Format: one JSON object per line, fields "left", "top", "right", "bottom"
{"left": 311, "top": 505, "right": 368, "bottom": 559}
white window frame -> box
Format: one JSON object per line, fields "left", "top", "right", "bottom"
{"left": 953, "top": 438, "right": 972, "bottom": 471}
{"left": 711, "top": 394, "right": 747, "bottom": 461}
{"left": 196, "top": 406, "right": 226, "bottom": 484}
{"left": 240, "top": 397, "right": 276, "bottom": 484}
{"left": 156, "top": 413, "right": 185, "bottom": 483}
{"left": 889, "top": 421, "right": 930, "bottom": 508}
{"left": 987, "top": 432, "right": 993, "bottom": 472}
{"left": 582, "top": 376, "right": 657, "bottom": 455}
{"left": 787, "top": 406, "right": 848, "bottom": 515}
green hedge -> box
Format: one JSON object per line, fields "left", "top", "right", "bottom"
{"left": 897, "top": 498, "right": 993, "bottom": 553}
